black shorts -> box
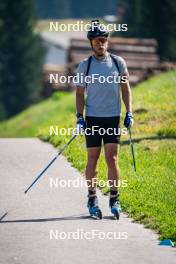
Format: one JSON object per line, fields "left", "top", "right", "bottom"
{"left": 85, "top": 116, "right": 121, "bottom": 148}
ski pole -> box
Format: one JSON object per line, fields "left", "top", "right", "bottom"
{"left": 128, "top": 128, "right": 136, "bottom": 172}
{"left": 24, "top": 134, "right": 77, "bottom": 194}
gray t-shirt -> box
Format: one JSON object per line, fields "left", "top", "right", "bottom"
{"left": 76, "top": 53, "right": 128, "bottom": 117}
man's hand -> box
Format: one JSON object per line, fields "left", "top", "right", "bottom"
{"left": 124, "top": 112, "right": 134, "bottom": 129}
{"left": 76, "top": 115, "right": 86, "bottom": 135}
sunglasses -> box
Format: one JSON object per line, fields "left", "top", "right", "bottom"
{"left": 92, "top": 38, "right": 108, "bottom": 45}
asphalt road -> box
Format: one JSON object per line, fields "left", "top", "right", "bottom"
{"left": 0, "top": 139, "right": 175, "bottom": 264}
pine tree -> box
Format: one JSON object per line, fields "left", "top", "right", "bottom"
{"left": 117, "top": 0, "right": 176, "bottom": 61}
{"left": 0, "top": 0, "right": 45, "bottom": 120}
{"left": 35, "top": 0, "right": 71, "bottom": 19}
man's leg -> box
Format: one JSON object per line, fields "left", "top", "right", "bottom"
{"left": 85, "top": 116, "right": 103, "bottom": 218}
{"left": 104, "top": 143, "right": 121, "bottom": 218}
{"left": 85, "top": 147, "right": 101, "bottom": 190}
{"left": 85, "top": 147, "right": 102, "bottom": 218}
{"left": 104, "top": 143, "right": 120, "bottom": 190}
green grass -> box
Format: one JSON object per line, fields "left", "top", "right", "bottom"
{"left": 0, "top": 92, "right": 75, "bottom": 137}
{"left": 0, "top": 70, "right": 176, "bottom": 242}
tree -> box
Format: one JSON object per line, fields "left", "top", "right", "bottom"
{"left": 0, "top": 0, "right": 45, "bottom": 120}
{"left": 116, "top": 0, "right": 176, "bottom": 61}
{"left": 35, "top": 0, "right": 71, "bottom": 19}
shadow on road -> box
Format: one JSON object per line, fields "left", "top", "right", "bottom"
{"left": 0, "top": 214, "right": 122, "bottom": 223}
{"left": 0, "top": 214, "right": 95, "bottom": 223}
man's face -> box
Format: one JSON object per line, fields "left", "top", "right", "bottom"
{"left": 91, "top": 37, "right": 108, "bottom": 56}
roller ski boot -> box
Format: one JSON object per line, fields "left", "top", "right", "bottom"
{"left": 87, "top": 190, "right": 102, "bottom": 219}
{"left": 109, "top": 191, "right": 121, "bottom": 220}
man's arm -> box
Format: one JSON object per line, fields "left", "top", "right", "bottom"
{"left": 76, "top": 86, "right": 85, "bottom": 115}
{"left": 121, "top": 73, "right": 134, "bottom": 128}
{"left": 121, "top": 73, "right": 132, "bottom": 112}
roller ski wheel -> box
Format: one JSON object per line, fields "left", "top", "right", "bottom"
{"left": 88, "top": 191, "right": 102, "bottom": 220}
{"left": 110, "top": 192, "right": 121, "bottom": 220}
{"left": 89, "top": 206, "right": 102, "bottom": 219}
{"left": 111, "top": 206, "right": 120, "bottom": 220}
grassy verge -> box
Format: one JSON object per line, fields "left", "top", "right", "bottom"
{"left": 0, "top": 70, "right": 176, "bottom": 242}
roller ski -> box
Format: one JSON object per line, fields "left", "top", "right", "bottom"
{"left": 87, "top": 190, "right": 102, "bottom": 219}
{"left": 109, "top": 191, "right": 121, "bottom": 220}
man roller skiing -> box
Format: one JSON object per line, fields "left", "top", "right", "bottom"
{"left": 76, "top": 20, "right": 134, "bottom": 219}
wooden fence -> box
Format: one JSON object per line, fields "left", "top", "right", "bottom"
{"left": 67, "top": 37, "right": 160, "bottom": 85}
{"left": 43, "top": 37, "right": 175, "bottom": 92}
